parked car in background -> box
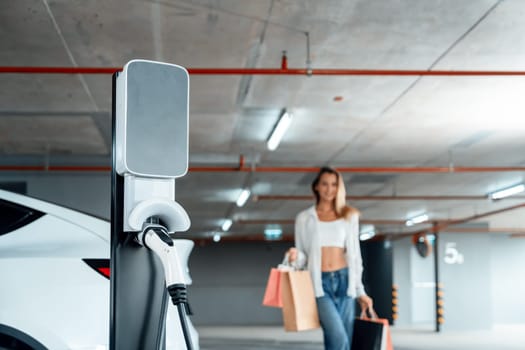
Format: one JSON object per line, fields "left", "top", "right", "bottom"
{"left": 0, "top": 189, "right": 198, "bottom": 350}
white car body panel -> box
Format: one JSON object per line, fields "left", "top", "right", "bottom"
{"left": 0, "top": 189, "right": 199, "bottom": 350}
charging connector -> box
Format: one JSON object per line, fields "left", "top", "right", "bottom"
{"left": 137, "top": 224, "right": 194, "bottom": 350}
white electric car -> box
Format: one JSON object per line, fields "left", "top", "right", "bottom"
{"left": 0, "top": 189, "right": 199, "bottom": 350}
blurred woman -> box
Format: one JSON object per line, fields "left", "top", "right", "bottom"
{"left": 287, "top": 166, "right": 372, "bottom": 350}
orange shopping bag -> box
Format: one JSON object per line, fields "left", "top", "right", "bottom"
{"left": 262, "top": 257, "right": 294, "bottom": 308}
{"left": 262, "top": 267, "right": 284, "bottom": 307}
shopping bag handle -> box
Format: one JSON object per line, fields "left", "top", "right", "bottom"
{"left": 277, "top": 254, "right": 296, "bottom": 271}
{"left": 282, "top": 254, "right": 290, "bottom": 266}
{"left": 360, "top": 306, "right": 379, "bottom": 320}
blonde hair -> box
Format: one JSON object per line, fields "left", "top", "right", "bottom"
{"left": 312, "top": 167, "right": 359, "bottom": 219}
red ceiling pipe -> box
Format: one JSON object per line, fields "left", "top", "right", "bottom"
{"left": 193, "top": 235, "right": 295, "bottom": 244}
{"left": 256, "top": 195, "right": 518, "bottom": 201}
{"left": 195, "top": 227, "right": 525, "bottom": 243}
{"left": 0, "top": 67, "right": 122, "bottom": 74}
{"left": 48, "top": 165, "right": 110, "bottom": 172}
{"left": 434, "top": 202, "right": 525, "bottom": 231}
{"left": 194, "top": 227, "right": 525, "bottom": 244}
{"left": 189, "top": 166, "right": 321, "bottom": 172}
{"left": 236, "top": 219, "right": 408, "bottom": 225}
{"left": 237, "top": 219, "right": 294, "bottom": 225}
{"left": 1, "top": 164, "right": 525, "bottom": 173}
{"left": 189, "top": 166, "right": 525, "bottom": 173}
{"left": 190, "top": 225, "right": 525, "bottom": 244}
{"left": 336, "top": 166, "right": 525, "bottom": 173}
{"left": 0, "top": 165, "right": 49, "bottom": 171}
{"left": 408, "top": 202, "right": 525, "bottom": 237}
{"left": 238, "top": 155, "right": 245, "bottom": 170}
{"left": 439, "top": 227, "right": 525, "bottom": 234}
{"left": 237, "top": 202, "right": 525, "bottom": 232}
{"left": 4, "top": 66, "right": 525, "bottom": 76}
{"left": 222, "top": 234, "right": 294, "bottom": 242}
{"left": 0, "top": 165, "right": 111, "bottom": 172}
{"left": 237, "top": 203, "right": 525, "bottom": 238}
{"left": 281, "top": 52, "right": 288, "bottom": 70}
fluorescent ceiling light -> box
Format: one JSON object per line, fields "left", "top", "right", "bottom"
{"left": 213, "top": 233, "right": 221, "bottom": 242}
{"left": 221, "top": 218, "right": 232, "bottom": 231}
{"left": 267, "top": 110, "right": 293, "bottom": 151}
{"left": 489, "top": 183, "right": 525, "bottom": 200}
{"left": 236, "top": 189, "right": 251, "bottom": 207}
{"left": 406, "top": 214, "right": 428, "bottom": 227}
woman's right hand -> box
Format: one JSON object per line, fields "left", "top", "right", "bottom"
{"left": 287, "top": 247, "right": 298, "bottom": 262}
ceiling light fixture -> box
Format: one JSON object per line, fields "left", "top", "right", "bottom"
{"left": 406, "top": 213, "right": 429, "bottom": 227}
{"left": 221, "top": 219, "right": 232, "bottom": 231}
{"left": 267, "top": 110, "right": 293, "bottom": 151}
{"left": 236, "top": 189, "right": 251, "bottom": 207}
{"left": 489, "top": 183, "right": 525, "bottom": 200}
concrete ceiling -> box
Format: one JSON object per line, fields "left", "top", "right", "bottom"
{"left": 2, "top": 0, "right": 525, "bottom": 241}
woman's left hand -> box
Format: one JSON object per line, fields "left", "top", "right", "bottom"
{"left": 357, "top": 295, "right": 373, "bottom": 311}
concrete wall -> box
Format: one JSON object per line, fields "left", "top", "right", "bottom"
{"left": 188, "top": 241, "right": 289, "bottom": 325}
{"left": 438, "top": 232, "right": 492, "bottom": 331}
{"left": 392, "top": 228, "right": 525, "bottom": 330}
{"left": 490, "top": 234, "right": 525, "bottom": 324}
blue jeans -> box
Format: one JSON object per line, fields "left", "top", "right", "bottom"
{"left": 316, "top": 267, "right": 355, "bottom": 350}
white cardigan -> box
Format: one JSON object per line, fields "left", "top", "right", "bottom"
{"left": 293, "top": 205, "right": 367, "bottom": 298}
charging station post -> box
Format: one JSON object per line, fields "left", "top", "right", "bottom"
{"left": 110, "top": 60, "right": 191, "bottom": 350}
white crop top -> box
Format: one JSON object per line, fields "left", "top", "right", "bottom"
{"left": 318, "top": 219, "right": 346, "bottom": 248}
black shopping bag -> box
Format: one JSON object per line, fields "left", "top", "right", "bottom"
{"left": 351, "top": 317, "right": 386, "bottom": 350}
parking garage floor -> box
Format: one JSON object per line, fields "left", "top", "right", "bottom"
{"left": 197, "top": 324, "right": 525, "bottom": 350}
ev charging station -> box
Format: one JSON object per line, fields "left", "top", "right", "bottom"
{"left": 110, "top": 60, "right": 192, "bottom": 350}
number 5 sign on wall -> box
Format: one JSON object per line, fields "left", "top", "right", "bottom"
{"left": 444, "top": 242, "right": 464, "bottom": 265}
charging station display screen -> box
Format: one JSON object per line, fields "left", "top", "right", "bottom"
{"left": 124, "top": 61, "right": 189, "bottom": 178}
